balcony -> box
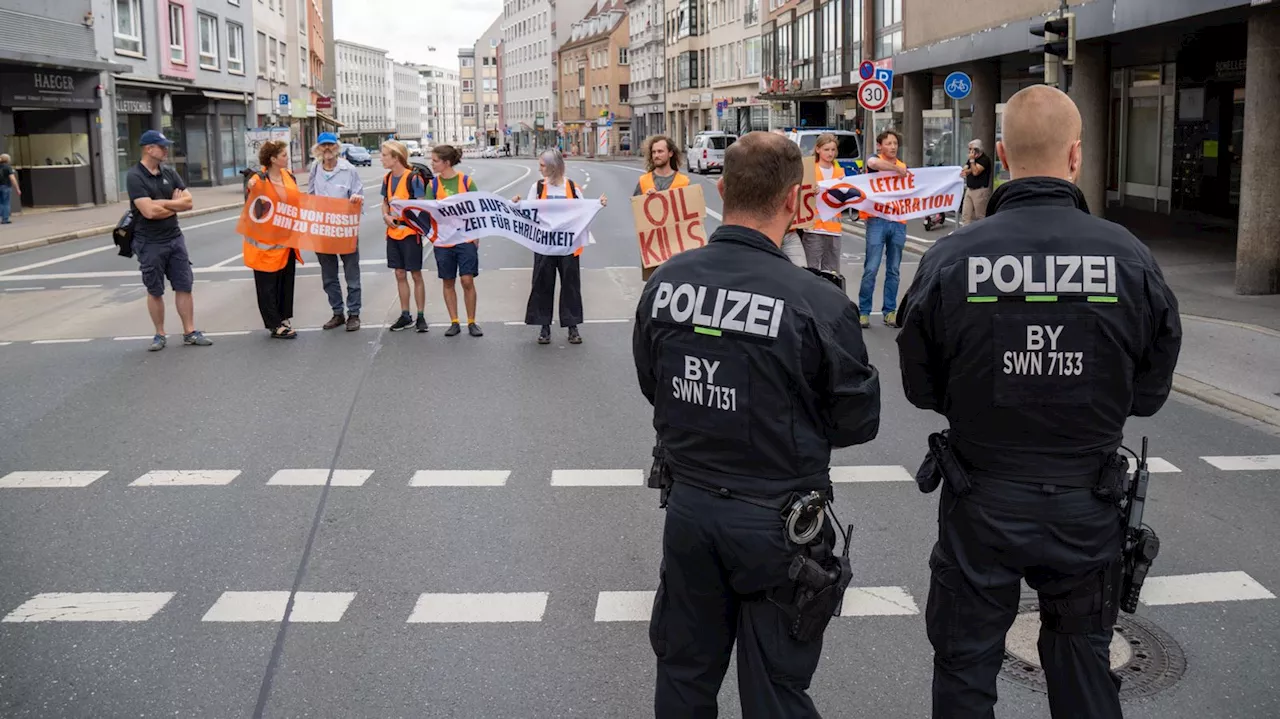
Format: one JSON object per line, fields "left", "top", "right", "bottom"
{"left": 631, "top": 23, "right": 662, "bottom": 47}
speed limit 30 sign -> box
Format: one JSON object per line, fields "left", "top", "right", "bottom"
{"left": 858, "top": 79, "right": 890, "bottom": 111}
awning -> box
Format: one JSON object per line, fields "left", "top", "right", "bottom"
{"left": 315, "top": 111, "right": 343, "bottom": 128}
{"left": 201, "top": 90, "right": 248, "bottom": 102}
{"left": 113, "top": 75, "right": 192, "bottom": 93}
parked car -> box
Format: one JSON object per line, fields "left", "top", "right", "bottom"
{"left": 405, "top": 139, "right": 423, "bottom": 157}
{"left": 686, "top": 132, "right": 737, "bottom": 174}
{"left": 343, "top": 145, "right": 373, "bottom": 166}
{"left": 784, "top": 129, "right": 865, "bottom": 174}
{"left": 482, "top": 146, "right": 498, "bottom": 158}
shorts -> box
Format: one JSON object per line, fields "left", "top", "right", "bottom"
{"left": 134, "top": 235, "right": 194, "bottom": 297}
{"left": 434, "top": 241, "right": 479, "bottom": 280}
{"left": 386, "top": 235, "right": 425, "bottom": 272}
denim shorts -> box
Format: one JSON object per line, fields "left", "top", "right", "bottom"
{"left": 133, "top": 235, "right": 193, "bottom": 296}
{"left": 434, "top": 241, "right": 479, "bottom": 280}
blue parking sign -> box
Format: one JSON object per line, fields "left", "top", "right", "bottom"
{"left": 874, "top": 68, "right": 893, "bottom": 93}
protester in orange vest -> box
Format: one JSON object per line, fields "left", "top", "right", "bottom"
{"left": 511, "top": 148, "right": 607, "bottom": 345}
{"left": 244, "top": 140, "right": 302, "bottom": 339}
{"left": 802, "top": 134, "right": 847, "bottom": 274}
{"left": 633, "top": 135, "right": 689, "bottom": 197}
{"left": 859, "top": 129, "right": 910, "bottom": 329}
{"left": 381, "top": 140, "right": 430, "bottom": 333}
{"left": 428, "top": 144, "right": 483, "bottom": 338}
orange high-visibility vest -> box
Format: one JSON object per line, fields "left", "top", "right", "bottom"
{"left": 538, "top": 178, "right": 585, "bottom": 257}
{"left": 243, "top": 169, "right": 303, "bottom": 273}
{"left": 385, "top": 170, "right": 427, "bottom": 240}
{"left": 860, "top": 155, "right": 908, "bottom": 224}
{"left": 638, "top": 171, "right": 689, "bottom": 194}
{"left": 431, "top": 173, "right": 477, "bottom": 244}
{"left": 810, "top": 161, "right": 846, "bottom": 235}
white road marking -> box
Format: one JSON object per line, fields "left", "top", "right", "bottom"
{"left": 583, "top": 318, "right": 630, "bottom": 324}
{"left": 182, "top": 215, "right": 242, "bottom": 231}
{"left": 201, "top": 591, "right": 356, "bottom": 622}
{"left": 130, "top": 470, "right": 241, "bottom": 486}
{"left": 498, "top": 267, "right": 531, "bottom": 271}
{"left": 120, "top": 282, "right": 144, "bottom": 287}
{"left": 208, "top": 252, "right": 244, "bottom": 269}
{"left": 231, "top": 277, "right": 254, "bottom": 282}
{"left": 1202, "top": 455, "right": 1280, "bottom": 471}
{"left": 31, "top": 338, "right": 92, "bottom": 344}
{"left": 407, "top": 592, "right": 549, "bottom": 623}
{"left": 840, "top": 587, "right": 920, "bottom": 616}
{"left": 1124, "top": 457, "right": 1182, "bottom": 473}
{"left": 113, "top": 335, "right": 155, "bottom": 341}
{"left": 706, "top": 208, "right": 723, "bottom": 220}
{"left": 63, "top": 284, "right": 103, "bottom": 289}
{"left": 551, "top": 469, "right": 645, "bottom": 486}
{"left": 409, "top": 470, "right": 511, "bottom": 487}
{"left": 0, "top": 245, "right": 116, "bottom": 276}
{"left": 595, "top": 591, "right": 654, "bottom": 622}
{"left": 1141, "top": 572, "right": 1275, "bottom": 606}
{"left": 204, "top": 330, "right": 252, "bottom": 337}
{"left": 0, "top": 342, "right": 11, "bottom": 346}
{"left": 268, "top": 469, "right": 373, "bottom": 487}
{"left": 0, "top": 471, "right": 108, "bottom": 488}
{"left": 831, "top": 465, "right": 914, "bottom": 483}
{"left": 4, "top": 286, "right": 45, "bottom": 292}
{"left": 503, "top": 321, "right": 525, "bottom": 326}
{"left": 2, "top": 592, "right": 174, "bottom": 622}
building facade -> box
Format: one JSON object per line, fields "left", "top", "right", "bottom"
{"left": 502, "top": 0, "right": 597, "bottom": 155}
{"left": 334, "top": 39, "right": 392, "bottom": 146}
{"left": 706, "top": 0, "right": 767, "bottom": 134}
{"left": 418, "top": 64, "right": 463, "bottom": 146}
{"left": 459, "top": 47, "right": 478, "bottom": 145}
{"left": 475, "top": 17, "right": 504, "bottom": 148}
{"left": 557, "top": 0, "right": 631, "bottom": 157}
{"left": 626, "top": 0, "right": 666, "bottom": 144}
{"left": 1, "top": 0, "right": 130, "bottom": 208}
{"left": 887, "top": 0, "right": 1279, "bottom": 295}
{"left": 663, "top": 0, "right": 712, "bottom": 149}
{"left": 92, "top": 0, "right": 258, "bottom": 197}
{"left": 392, "top": 61, "right": 421, "bottom": 140}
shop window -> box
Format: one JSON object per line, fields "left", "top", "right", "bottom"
{"left": 8, "top": 121, "right": 90, "bottom": 170}
{"left": 169, "top": 4, "right": 187, "bottom": 65}
{"left": 114, "top": 0, "right": 144, "bottom": 56}
{"left": 198, "top": 13, "right": 220, "bottom": 70}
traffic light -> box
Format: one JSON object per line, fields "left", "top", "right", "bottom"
{"left": 1030, "top": 12, "right": 1075, "bottom": 86}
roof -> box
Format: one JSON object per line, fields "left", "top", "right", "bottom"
{"left": 559, "top": 0, "right": 627, "bottom": 51}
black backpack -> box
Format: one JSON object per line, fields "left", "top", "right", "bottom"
{"left": 386, "top": 162, "right": 433, "bottom": 199}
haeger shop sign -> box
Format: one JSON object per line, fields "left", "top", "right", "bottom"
{"left": 1, "top": 70, "right": 100, "bottom": 109}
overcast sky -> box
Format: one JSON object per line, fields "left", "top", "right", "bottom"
{"left": 333, "top": 0, "right": 504, "bottom": 68}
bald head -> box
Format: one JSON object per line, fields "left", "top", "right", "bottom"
{"left": 997, "top": 85, "right": 1083, "bottom": 182}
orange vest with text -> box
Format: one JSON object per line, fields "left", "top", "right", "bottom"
{"left": 810, "top": 161, "right": 846, "bottom": 235}
{"left": 243, "top": 169, "right": 303, "bottom": 272}
{"left": 860, "top": 154, "right": 908, "bottom": 223}
{"left": 638, "top": 171, "right": 689, "bottom": 194}
{"left": 538, "top": 178, "right": 585, "bottom": 257}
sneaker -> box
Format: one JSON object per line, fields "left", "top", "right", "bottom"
{"left": 537, "top": 325, "right": 551, "bottom": 345}
{"left": 859, "top": 315, "right": 871, "bottom": 329}
{"left": 390, "top": 314, "right": 414, "bottom": 332}
{"left": 346, "top": 315, "right": 361, "bottom": 331}
{"left": 444, "top": 322, "right": 461, "bottom": 337}
{"left": 567, "top": 325, "right": 582, "bottom": 344}
{"left": 884, "top": 311, "right": 898, "bottom": 327}
{"left": 148, "top": 334, "right": 166, "bottom": 352}
{"left": 415, "top": 315, "right": 429, "bottom": 333}
{"left": 468, "top": 322, "right": 484, "bottom": 337}
{"left": 183, "top": 330, "right": 213, "bottom": 346}
{"left": 323, "top": 314, "right": 345, "bottom": 330}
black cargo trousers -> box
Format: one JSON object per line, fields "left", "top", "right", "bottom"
{"left": 650, "top": 481, "right": 833, "bottom": 719}
{"left": 927, "top": 476, "right": 1125, "bottom": 719}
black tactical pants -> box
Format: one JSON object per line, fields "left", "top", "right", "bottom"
{"left": 927, "top": 477, "right": 1124, "bottom": 719}
{"left": 651, "top": 482, "right": 828, "bottom": 719}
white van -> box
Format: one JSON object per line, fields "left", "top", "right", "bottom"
{"left": 404, "top": 140, "right": 423, "bottom": 157}
{"left": 686, "top": 132, "right": 738, "bottom": 174}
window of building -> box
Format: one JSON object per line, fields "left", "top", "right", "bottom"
{"left": 843, "top": 0, "right": 863, "bottom": 72}
{"left": 776, "top": 21, "right": 790, "bottom": 81}
{"left": 619, "top": 47, "right": 628, "bottom": 65}
{"left": 268, "top": 37, "right": 278, "bottom": 79}
{"left": 198, "top": 13, "right": 219, "bottom": 69}
{"left": 114, "top": 0, "right": 144, "bottom": 55}
{"left": 169, "top": 4, "right": 187, "bottom": 64}
{"left": 464, "top": 104, "right": 476, "bottom": 116}
{"left": 821, "top": 0, "right": 839, "bottom": 78}
{"left": 257, "top": 31, "right": 267, "bottom": 77}
{"left": 278, "top": 39, "right": 287, "bottom": 82}
{"left": 463, "top": 79, "right": 475, "bottom": 92}
{"left": 875, "top": 29, "right": 901, "bottom": 58}
{"left": 226, "top": 21, "right": 244, "bottom": 74}
{"left": 744, "top": 0, "right": 758, "bottom": 25}
{"left": 620, "top": 84, "right": 629, "bottom": 103}
{"left": 877, "top": 0, "right": 901, "bottom": 28}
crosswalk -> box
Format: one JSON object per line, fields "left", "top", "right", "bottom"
{"left": 4, "top": 456, "right": 1273, "bottom": 491}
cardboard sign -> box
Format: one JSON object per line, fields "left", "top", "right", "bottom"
{"left": 790, "top": 161, "right": 818, "bottom": 231}
{"left": 634, "top": 184, "right": 708, "bottom": 271}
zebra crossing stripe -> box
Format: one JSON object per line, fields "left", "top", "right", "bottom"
{"left": 1201, "top": 455, "right": 1280, "bottom": 471}
{"left": 2, "top": 592, "right": 174, "bottom": 622}
{"left": 409, "top": 470, "right": 511, "bottom": 487}
{"left": 831, "top": 466, "right": 914, "bottom": 483}
{"left": 0, "top": 471, "right": 107, "bottom": 488}
{"left": 552, "top": 469, "right": 646, "bottom": 486}
{"left": 840, "top": 587, "right": 920, "bottom": 616}
{"left": 1140, "top": 571, "right": 1277, "bottom": 606}
{"left": 594, "top": 591, "right": 655, "bottom": 622}
{"left": 201, "top": 591, "right": 356, "bottom": 622}
{"left": 407, "top": 592, "right": 549, "bottom": 623}
{"left": 130, "top": 470, "right": 241, "bottom": 486}
{"left": 267, "top": 469, "right": 374, "bottom": 487}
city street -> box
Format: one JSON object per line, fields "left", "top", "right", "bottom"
{"left": 1, "top": 158, "right": 1278, "bottom": 718}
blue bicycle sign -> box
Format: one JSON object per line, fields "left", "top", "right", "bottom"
{"left": 944, "top": 72, "right": 972, "bottom": 100}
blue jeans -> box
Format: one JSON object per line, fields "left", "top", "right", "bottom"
{"left": 318, "top": 251, "right": 361, "bottom": 315}
{"left": 859, "top": 218, "right": 907, "bottom": 315}
{"left": 0, "top": 185, "right": 11, "bottom": 223}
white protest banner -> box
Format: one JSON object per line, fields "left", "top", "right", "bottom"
{"left": 815, "top": 166, "right": 964, "bottom": 223}
{"left": 392, "top": 192, "right": 602, "bottom": 256}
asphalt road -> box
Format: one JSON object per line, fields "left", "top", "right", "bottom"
{"left": 1, "top": 158, "right": 1278, "bottom": 718}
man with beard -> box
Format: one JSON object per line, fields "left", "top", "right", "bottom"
{"left": 308, "top": 132, "right": 365, "bottom": 331}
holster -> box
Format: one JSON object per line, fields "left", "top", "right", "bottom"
{"left": 647, "top": 443, "right": 673, "bottom": 508}
{"left": 927, "top": 431, "right": 971, "bottom": 497}
{"left": 771, "top": 533, "right": 854, "bottom": 643}
{"left": 1092, "top": 452, "right": 1128, "bottom": 505}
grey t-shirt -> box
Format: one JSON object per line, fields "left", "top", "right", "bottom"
{"left": 633, "top": 172, "right": 679, "bottom": 197}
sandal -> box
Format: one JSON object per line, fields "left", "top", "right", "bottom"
{"left": 271, "top": 326, "right": 297, "bottom": 339}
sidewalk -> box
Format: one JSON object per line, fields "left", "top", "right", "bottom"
{"left": 842, "top": 210, "right": 1280, "bottom": 426}
{"left": 0, "top": 176, "right": 297, "bottom": 256}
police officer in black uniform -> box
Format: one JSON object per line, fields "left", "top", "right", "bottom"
{"left": 633, "top": 131, "right": 881, "bottom": 717}
{"left": 896, "top": 85, "right": 1182, "bottom": 719}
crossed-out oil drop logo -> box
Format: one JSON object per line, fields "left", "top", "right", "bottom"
{"left": 249, "top": 195, "right": 276, "bottom": 224}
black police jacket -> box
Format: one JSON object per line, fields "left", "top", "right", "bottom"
{"left": 897, "top": 177, "right": 1182, "bottom": 484}
{"left": 633, "top": 224, "right": 881, "bottom": 497}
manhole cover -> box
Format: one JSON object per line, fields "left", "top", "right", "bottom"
{"left": 1000, "top": 597, "right": 1186, "bottom": 699}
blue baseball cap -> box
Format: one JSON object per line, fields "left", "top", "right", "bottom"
{"left": 318, "top": 132, "right": 339, "bottom": 145}
{"left": 139, "top": 130, "right": 172, "bottom": 147}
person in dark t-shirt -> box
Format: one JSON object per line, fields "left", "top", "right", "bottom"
{"left": 960, "top": 139, "right": 993, "bottom": 225}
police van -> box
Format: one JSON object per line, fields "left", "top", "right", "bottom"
{"left": 784, "top": 129, "right": 865, "bottom": 174}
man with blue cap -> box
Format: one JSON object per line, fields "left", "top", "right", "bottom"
{"left": 126, "top": 129, "right": 212, "bottom": 351}
{"left": 308, "top": 131, "right": 365, "bottom": 330}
